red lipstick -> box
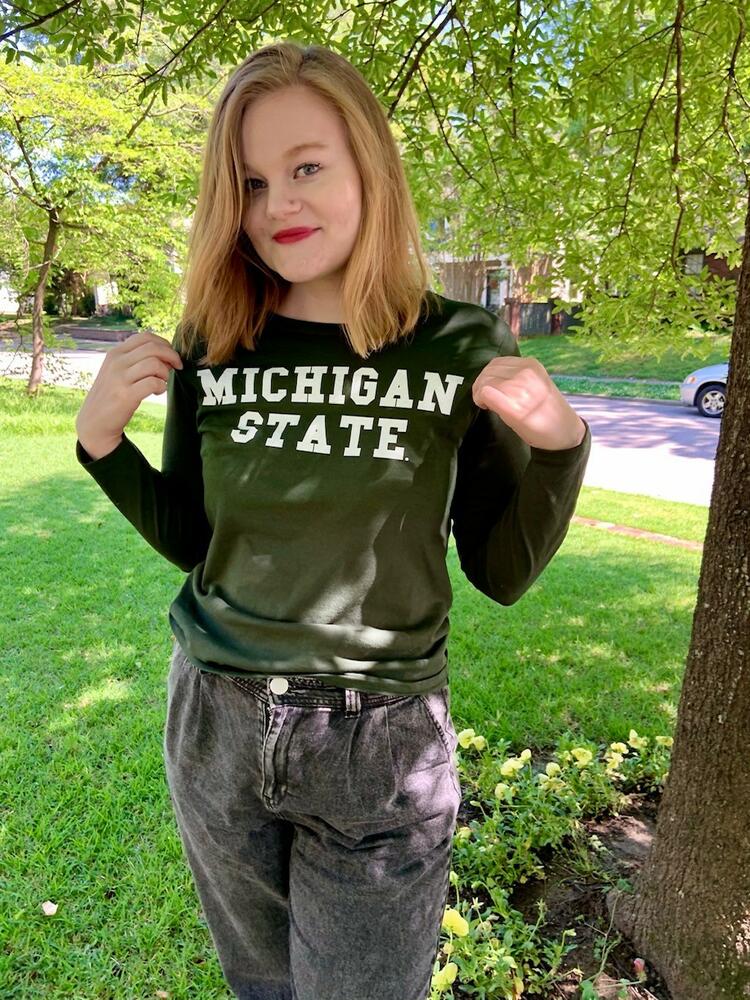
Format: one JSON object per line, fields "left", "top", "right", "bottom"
{"left": 273, "top": 227, "right": 320, "bottom": 244}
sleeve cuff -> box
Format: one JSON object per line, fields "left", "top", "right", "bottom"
{"left": 528, "top": 417, "right": 591, "bottom": 463}
{"left": 76, "top": 434, "right": 129, "bottom": 468}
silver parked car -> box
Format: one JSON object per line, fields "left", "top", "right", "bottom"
{"left": 680, "top": 362, "right": 729, "bottom": 418}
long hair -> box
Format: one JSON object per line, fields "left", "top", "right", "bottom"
{"left": 174, "top": 41, "right": 437, "bottom": 365}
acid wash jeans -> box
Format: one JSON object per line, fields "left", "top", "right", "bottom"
{"left": 163, "top": 638, "right": 462, "bottom": 1000}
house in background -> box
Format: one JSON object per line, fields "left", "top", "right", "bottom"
{"left": 429, "top": 241, "right": 740, "bottom": 338}
{"left": 684, "top": 247, "right": 740, "bottom": 286}
{"left": 88, "top": 270, "right": 120, "bottom": 315}
{"left": 0, "top": 271, "right": 20, "bottom": 313}
{"left": 428, "top": 249, "right": 582, "bottom": 337}
{"left": 0, "top": 268, "right": 122, "bottom": 318}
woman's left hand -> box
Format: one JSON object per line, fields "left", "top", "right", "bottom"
{"left": 472, "top": 355, "right": 587, "bottom": 451}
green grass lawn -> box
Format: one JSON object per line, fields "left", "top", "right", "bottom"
{"left": 519, "top": 330, "right": 730, "bottom": 380}
{"left": 0, "top": 312, "right": 136, "bottom": 331}
{"left": 518, "top": 329, "right": 731, "bottom": 403}
{"left": 0, "top": 378, "right": 705, "bottom": 996}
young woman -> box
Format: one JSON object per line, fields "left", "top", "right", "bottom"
{"left": 75, "top": 41, "right": 591, "bottom": 1000}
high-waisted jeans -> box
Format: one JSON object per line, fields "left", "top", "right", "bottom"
{"left": 163, "top": 638, "right": 462, "bottom": 1000}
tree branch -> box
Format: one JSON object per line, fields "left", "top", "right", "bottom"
{"left": 415, "top": 62, "right": 487, "bottom": 193}
{"left": 584, "top": 0, "right": 709, "bottom": 82}
{"left": 506, "top": 0, "right": 522, "bottom": 140}
{"left": 11, "top": 113, "right": 51, "bottom": 208}
{"left": 0, "top": 0, "right": 80, "bottom": 44}
{"left": 720, "top": 0, "right": 750, "bottom": 188}
{"left": 385, "top": 2, "right": 455, "bottom": 119}
{"left": 138, "top": 0, "right": 275, "bottom": 84}
{"left": 669, "top": 0, "right": 685, "bottom": 273}
{"left": 597, "top": 23, "right": 677, "bottom": 269}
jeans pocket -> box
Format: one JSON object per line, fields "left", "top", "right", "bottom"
{"left": 419, "top": 689, "right": 457, "bottom": 751}
{"left": 417, "top": 688, "right": 461, "bottom": 798}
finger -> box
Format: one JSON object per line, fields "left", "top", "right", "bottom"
{"left": 478, "top": 382, "right": 526, "bottom": 414}
{"left": 123, "top": 357, "right": 174, "bottom": 386}
{"left": 121, "top": 334, "right": 184, "bottom": 370}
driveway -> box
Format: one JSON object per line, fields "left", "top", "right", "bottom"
{"left": 1, "top": 344, "right": 720, "bottom": 507}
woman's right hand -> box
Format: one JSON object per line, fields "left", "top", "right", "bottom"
{"left": 75, "top": 330, "right": 184, "bottom": 460}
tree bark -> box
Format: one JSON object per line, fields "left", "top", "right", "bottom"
{"left": 607, "top": 187, "right": 750, "bottom": 997}
{"left": 26, "top": 212, "right": 59, "bottom": 397}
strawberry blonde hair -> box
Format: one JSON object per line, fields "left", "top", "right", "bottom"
{"left": 174, "top": 40, "right": 436, "bottom": 365}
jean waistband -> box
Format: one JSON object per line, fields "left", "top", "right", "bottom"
{"left": 224, "top": 673, "right": 411, "bottom": 709}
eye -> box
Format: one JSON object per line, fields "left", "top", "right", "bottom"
{"left": 244, "top": 162, "right": 321, "bottom": 194}
{"left": 297, "top": 162, "right": 321, "bottom": 178}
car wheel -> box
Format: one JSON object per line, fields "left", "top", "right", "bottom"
{"left": 695, "top": 383, "right": 725, "bottom": 418}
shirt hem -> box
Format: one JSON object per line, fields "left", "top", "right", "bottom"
{"left": 170, "top": 634, "right": 449, "bottom": 695}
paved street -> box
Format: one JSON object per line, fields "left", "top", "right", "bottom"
{"left": 1, "top": 343, "right": 721, "bottom": 507}
{"left": 568, "top": 395, "right": 719, "bottom": 507}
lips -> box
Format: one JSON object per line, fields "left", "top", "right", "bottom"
{"left": 273, "top": 228, "right": 320, "bottom": 244}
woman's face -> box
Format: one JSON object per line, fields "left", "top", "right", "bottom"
{"left": 240, "top": 86, "right": 363, "bottom": 292}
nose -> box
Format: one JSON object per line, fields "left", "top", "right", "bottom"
{"left": 264, "top": 180, "right": 302, "bottom": 219}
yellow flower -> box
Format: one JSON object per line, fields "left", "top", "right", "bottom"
{"left": 609, "top": 742, "right": 629, "bottom": 754}
{"left": 442, "top": 941, "right": 454, "bottom": 955}
{"left": 471, "top": 735, "right": 487, "bottom": 751}
{"left": 494, "top": 782, "right": 511, "bottom": 799}
{"left": 655, "top": 735, "right": 673, "bottom": 747}
{"left": 539, "top": 774, "right": 566, "bottom": 793}
{"left": 500, "top": 756, "right": 526, "bottom": 776}
{"left": 432, "top": 961, "right": 458, "bottom": 991}
{"left": 571, "top": 747, "right": 593, "bottom": 768}
{"left": 457, "top": 728, "right": 476, "bottom": 748}
{"left": 456, "top": 825, "right": 472, "bottom": 841}
{"left": 520, "top": 748, "right": 532, "bottom": 761}
{"left": 605, "top": 752, "right": 624, "bottom": 770}
{"left": 545, "top": 761, "right": 561, "bottom": 777}
{"left": 628, "top": 729, "right": 649, "bottom": 751}
{"left": 442, "top": 907, "right": 469, "bottom": 936}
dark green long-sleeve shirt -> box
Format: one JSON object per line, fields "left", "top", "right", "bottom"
{"left": 75, "top": 292, "right": 591, "bottom": 694}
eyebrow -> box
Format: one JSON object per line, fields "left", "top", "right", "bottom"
{"left": 242, "top": 142, "right": 329, "bottom": 173}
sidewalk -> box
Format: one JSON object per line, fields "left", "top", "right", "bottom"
{"left": 571, "top": 515, "right": 703, "bottom": 551}
{"left": 0, "top": 326, "right": 135, "bottom": 356}
{"left": 561, "top": 391, "right": 683, "bottom": 407}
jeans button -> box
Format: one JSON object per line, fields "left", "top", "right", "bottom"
{"left": 269, "top": 677, "right": 289, "bottom": 694}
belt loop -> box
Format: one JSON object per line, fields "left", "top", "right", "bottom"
{"left": 344, "top": 687, "right": 360, "bottom": 717}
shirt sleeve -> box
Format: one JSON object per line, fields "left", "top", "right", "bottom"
{"left": 449, "top": 317, "right": 592, "bottom": 606}
{"left": 74, "top": 335, "right": 212, "bottom": 573}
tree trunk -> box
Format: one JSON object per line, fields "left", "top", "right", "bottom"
{"left": 26, "top": 213, "right": 59, "bottom": 397}
{"left": 606, "top": 188, "right": 750, "bottom": 996}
